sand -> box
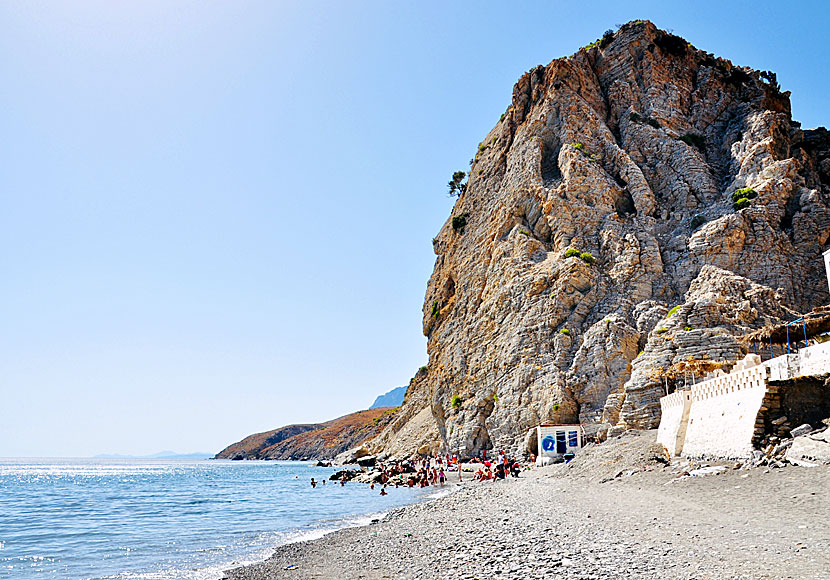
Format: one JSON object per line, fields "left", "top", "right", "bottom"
{"left": 224, "top": 430, "right": 830, "bottom": 580}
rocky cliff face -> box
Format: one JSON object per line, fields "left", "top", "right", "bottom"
{"left": 374, "top": 21, "right": 830, "bottom": 460}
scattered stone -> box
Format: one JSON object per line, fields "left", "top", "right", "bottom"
{"left": 790, "top": 424, "right": 814, "bottom": 438}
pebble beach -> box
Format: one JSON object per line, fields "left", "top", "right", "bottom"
{"left": 224, "top": 431, "right": 830, "bottom": 580}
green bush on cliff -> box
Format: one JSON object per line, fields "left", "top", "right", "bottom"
{"left": 451, "top": 394, "right": 463, "bottom": 409}
{"left": 431, "top": 300, "right": 440, "bottom": 318}
{"left": 667, "top": 305, "right": 680, "bottom": 317}
{"left": 452, "top": 213, "right": 468, "bottom": 232}
{"left": 579, "top": 252, "right": 595, "bottom": 264}
{"left": 732, "top": 187, "right": 757, "bottom": 202}
{"left": 734, "top": 197, "right": 751, "bottom": 210}
{"left": 559, "top": 328, "right": 571, "bottom": 336}
{"left": 564, "top": 248, "right": 581, "bottom": 259}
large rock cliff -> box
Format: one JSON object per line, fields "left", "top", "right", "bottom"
{"left": 371, "top": 20, "right": 830, "bottom": 460}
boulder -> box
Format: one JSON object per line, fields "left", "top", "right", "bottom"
{"left": 356, "top": 455, "right": 377, "bottom": 468}
{"left": 786, "top": 434, "right": 830, "bottom": 466}
{"left": 329, "top": 469, "right": 360, "bottom": 481}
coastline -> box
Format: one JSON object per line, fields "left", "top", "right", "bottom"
{"left": 224, "top": 431, "right": 830, "bottom": 580}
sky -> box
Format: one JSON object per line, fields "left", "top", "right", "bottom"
{"left": 2, "top": 1, "right": 829, "bottom": 457}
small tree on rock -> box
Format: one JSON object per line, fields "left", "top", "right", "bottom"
{"left": 447, "top": 171, "right": 467, "bottom": 197}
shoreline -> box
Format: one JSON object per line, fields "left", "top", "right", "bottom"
{"left": 224, "top": 431, "right": 830, "bottom": 580}
{"left": 213, "top": 472, "right": 462, "bottom": 580}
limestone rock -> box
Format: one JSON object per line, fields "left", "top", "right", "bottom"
{"left": 786, "top": 431, "right": 830, "bottom": 466}
{"left": 377, "top": 21, "right": 830, "bottom": 458}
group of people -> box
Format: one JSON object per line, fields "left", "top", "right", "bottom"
{"left": 308, "top": 450, "right": 528, "bottom": 494}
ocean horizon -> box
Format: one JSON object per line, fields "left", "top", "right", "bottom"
{"left": 0, "top": 458, "right": 444, "bottom": 580}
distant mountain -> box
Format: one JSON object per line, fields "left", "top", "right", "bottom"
{"left": 93, "top": 451, "right": 212, "bottom": 459}
{"left": 369, "top": 385, "right": 407, "bottom": 409}
{"left": 214, "top": 407, "right": 399, "bottom": 460}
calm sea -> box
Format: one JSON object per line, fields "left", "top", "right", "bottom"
{"left": 0, "top": 458, "right": 440, "bottom": 580}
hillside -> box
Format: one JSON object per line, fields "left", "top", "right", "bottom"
{"left": 215, "top": 408, "right": 398, "bottom": 460}
{"left": 368, "top": 20, "right": 830, "bottom": 460}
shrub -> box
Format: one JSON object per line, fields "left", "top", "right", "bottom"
{"left": 760, "top": 70, "right": 780, "bottom": 93}
{"left": 493, "top": 393, "right": 499, "bottom": 402}
{"left": 559, "top": 328, "right": 570, "bottom": 336}
{"left": 637, "top": 350, "right": 644, "bottom": 358}
{"left": 690, "top": 214, "right": 706, "bottom": 229}
{"left": 564, "top": 248, "right": 581, "bottom": 259}
{"left": 600, "top": 29, "right": 615, "bottom": 49}
{"left": 679, "top": 133, "right": 706, "bottom": 151}
{"left": 654, "top": 32, "right": 687, "bottom": 57}
{"left": 571, "top": 142, "right": 586, "bottom": 152}
{"left": 656, "top": 328, "right": 668, "bottom": 334}
{"left": 431, "top": 300, "right": 440, "bottom": 318}
{"left": 734, "top": 197, "right": 751, "bottom": 210}
{"left": 519, "top": 229, "right": 531, "bottom": 236}
{"left": 499, "top": 113, "right": 505, "bottom": 122}
{"left": 667, "top": 305, "right": 680, "bottom": 317}
{"left": 684, "top": 326, "right": 693, "bottom": 331}
{"left": 732, "top": 187, "right": 757, "bottom": 202}
{"left": 478, "top": 168, "right": 484, "bottom": 175}
{"left": 419, "top": 366, "right": 428, "bottom": 373}
{"left": 552, "top": 403, "right": 561, "bottom": 411}
{"left": 579, "top": 252, "right": 595, "bottom": 264}
{"left": 452, "top": 213, "right": 468, "bottom": 232}
{"left": 725, "top": 67, "right": 751, "bottom": 87}
{"left": 451, "top": 394, "right": 462, "bottom": 409}
{"left": 478, "top": 142, "right": 486, "bottom": 152}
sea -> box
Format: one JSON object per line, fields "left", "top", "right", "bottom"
{"left": 0, "top": 458, "right": 443, "bottom": 580}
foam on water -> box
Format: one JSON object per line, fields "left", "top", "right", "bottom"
{"left": 0, "top": 458, "right": 435, "bottom": 580}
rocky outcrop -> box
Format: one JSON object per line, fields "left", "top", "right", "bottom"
{"left": 375, "top": 21, "right": 830, "bottom": 459}
{"left": 215, "top": 408, "right": 399, "bottom": 460}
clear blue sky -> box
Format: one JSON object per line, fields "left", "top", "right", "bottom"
{"left": 2, "top": 1, "right": 828, "bottom": 457}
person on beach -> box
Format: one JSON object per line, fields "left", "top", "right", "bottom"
{"left": 438, "top": 468, "right": 445, "bottom": 486}
{"left": 310, "top": 478, "right": 317, "bottom": 488}
{"left": 340, "top": 477, "right": 347, "bottom": 486}
{"left": 380, "top": 486, "right": 387, "bottom": 496}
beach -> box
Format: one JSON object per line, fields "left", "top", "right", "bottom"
{"left": 225, "top": 431, "right": 830, "bottom": 580}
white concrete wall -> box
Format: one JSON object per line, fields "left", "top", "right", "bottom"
{"left": 657, "top": 390, "right": 692, "bottom": 456}
{"left": 798, "top": 341, "right": 830, "bottom": 376}
{"left": 680, "top": 363, "right": 769, "bottom": 459}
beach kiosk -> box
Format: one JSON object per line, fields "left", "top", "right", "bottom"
{"left": 536, "top": 424, "right": 583, "bottom": 465}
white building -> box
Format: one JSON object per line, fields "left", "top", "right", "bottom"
{"left": 536, "top": 424, "right": 583, "bottom": 465}
{"left": 657, "top": 342, "right": 830, "bottom": 459}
